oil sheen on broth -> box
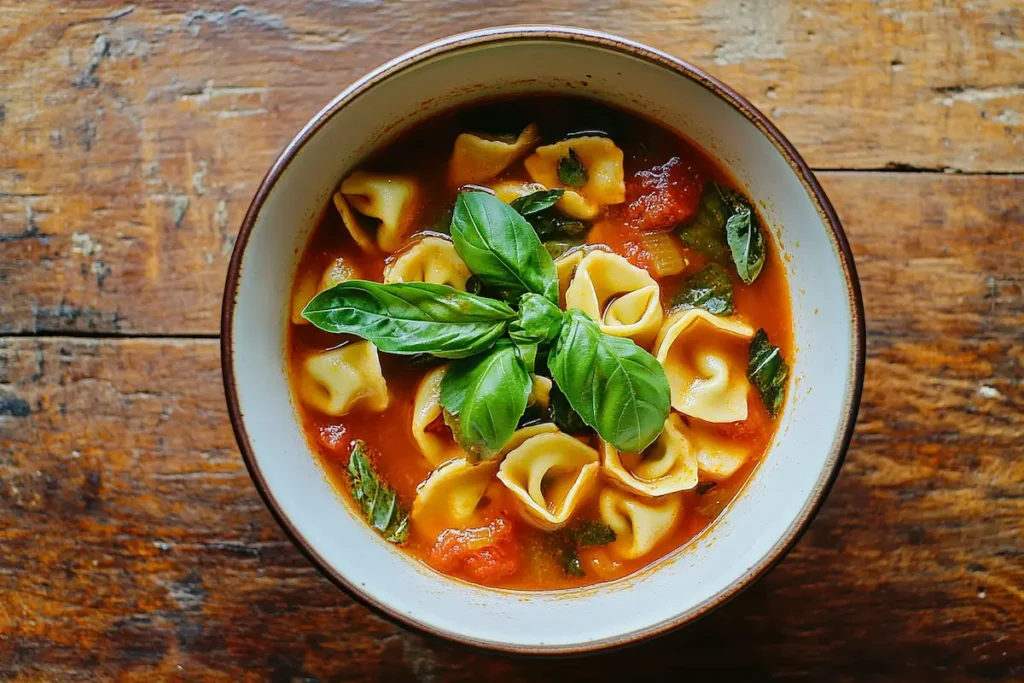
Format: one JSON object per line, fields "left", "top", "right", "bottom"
{"left": 288, "top": 96, "right": 794, "bottom": 590}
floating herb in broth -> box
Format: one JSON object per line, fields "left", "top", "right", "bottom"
{"left": 287, "top": 95, "right": 794, "bottom": 590}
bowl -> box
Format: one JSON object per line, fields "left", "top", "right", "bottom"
{"left": 221, "top": 25, "right": 865, "bottom": 654}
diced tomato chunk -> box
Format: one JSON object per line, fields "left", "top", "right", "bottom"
{"left": 587, "top": 220, "right": 652, "bottom": 270}
{"left": 428, "top": 516, "right": 521, "bottom": 584}
{"left": 316, "top": 423, "right": 348, "bottom": 452}
{"left": 623, "top": 157, "right": 704, "bottom": 232}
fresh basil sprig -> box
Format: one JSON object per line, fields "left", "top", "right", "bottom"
{"left": 439, "top": 342, "right": 532, "bottom": 459}
{"left": 677, "top": 182, "right": 731, "bottom": 264}
{"left": 509, "top": 293, "right": 563, "bottom": 346}
{"left": 724, "top": 194, "right": 766, "bottom": 284}
{"left": 348, "top": 441, "right": 409, "bottom": 543}
{"left": 548, "top": 310, "right": 671, "bottom": 453}
{"left": 671, "top": 263, "right": 734, "bottom": 315}
{"left": 302, "top": 280, "right": 514, "bottom": 358}
{"left": 558, "top": 149, "right": 588, "bottom": 187}
{"left": 748, "top": 328, "right": 788, "bottom": 418}
{"left": 450, "top": 191, "right": 559, "bottom": 304}
{"left": 510, "top": 188, "right": 564, "bottom": 215}
{"left": 678, "top": 182, "right": 767, "bottom": 284}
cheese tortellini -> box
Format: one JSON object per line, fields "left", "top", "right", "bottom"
{"left": 654, "top": 309, "right": 755, "bottom": 423}
{"left": 523, "top": 137, "right": 626, "bottom": 220}
{"left": 497, "top": 432, "right": 600, "bottom": 530}
{"left": 334, "top": 171, "right": 422, "bottom": 253}
{"left": 291, "top": 256, "right": 359, "bottom": 325}
{"left": 383, "top": 236, "right": 471, "bottom": 290}
{"left": 448, "top": 124, "right": 540, "bottom": 187}
{"left": 691, "top": 421, "right": 751, "bottom": 480}
{"left": 601, "top": 414, "right": 698, "bottom": 497}
{"left": 299, "top": 341, "right": 389, "bottom": 416}
{"left": 552, "top": 244, "right": 610, "bottom": 306}
{"left": 598, "top": 487, "right": 683, "bottom": 560}
{"left": 565, "top": 250, "right": 664, "bottom": 347}
{"left": 411, "top": 366, "right": 466, "bottom": 467}
{"left": 411, "top": 458, "right": 499, "bottom": 540}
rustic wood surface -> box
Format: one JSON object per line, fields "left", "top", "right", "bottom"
{"left": 1, "top": 1, "right": 1021, "bottom": 681}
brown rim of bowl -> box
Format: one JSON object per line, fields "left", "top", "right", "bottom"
{"left": 221, "top": 25, "right": 866, "bottom": 656}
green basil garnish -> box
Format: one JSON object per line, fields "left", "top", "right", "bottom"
{"left": 440, "top": 342, "right": 532, "bottom": 459}
{"left": 347, "top": 441, "right": 409, "bottom": 543}
{"left": 573, "top": 520, "right": 617, "bottom": 547}
{"left": 725, "top": 195, "right": 766, "bottom": 284}
{"left": 450, "top": 192, "right": 559, "bottom": 304}
{"left": 509, "top": 293, "right": 563, "bottom": 346}
{"left": 671, "top": 263, "right": 734, "bottom": 315}
{"left": 557, "top": 148, "right": 588, "bottom": 188}
{"left": 548, "top": 310, "right": 670, "bottom": 452}
{"left": 676, "top": 182, "right": 731, "bottom": 264}
{"left": 547, "top": 383, "right": 591, "bottom": 435}
{"left": 748, "top": 328, "right": 788, "bottom": 418}
{"left": 510, "top": 189, "right": 565, "bottom": 215}
{"left": 302, "top": 280, "right": 514, "bottom": 358}
{"left": 550, "top": 520, "right": 617, "bottom": 577}
{"left": 544, "top": 239, "right": 584, "bottom": 260}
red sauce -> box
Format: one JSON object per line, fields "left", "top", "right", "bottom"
{"left": 287, "top": 96, "right": 795, "bottom": 590}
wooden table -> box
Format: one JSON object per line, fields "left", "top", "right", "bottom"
{"left": 1, "top": 1, "right": 1021, "bottom": 680}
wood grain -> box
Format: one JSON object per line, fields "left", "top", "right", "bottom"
{"left": 2, "top": 169, "right": 1021, "bottom": 679}
{"left": 1, "top": 0, "right": 1022, "bottom": 335}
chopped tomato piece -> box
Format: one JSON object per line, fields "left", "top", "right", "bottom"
{"left": 428, "top": 516, "right": 521, "bottom": 584}
{"left": 623, "top": 156, "right": 704, "bottom": 232}
{"left": 316, "top": 423, "right": 348, "bottom": 452}
{"left": 587, "top": 220, "right": 652, "bottom": 270}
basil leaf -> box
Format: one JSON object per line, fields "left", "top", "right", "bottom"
{"left": 557, "top": 148, "right": 588, "bottom": 188}
{"left": 548, "top": 310, "right": 671, "bottom": 452}
{"left": 509, "top": 293, "right": 563, "bottom": 346}
{"left": 530, "top": 213, "right": 589, "bottom": 241}
{"left": 303, "top": 280, "right": 514, "bottom": 359}
{"left": 547, "top": 383, "right": 590, "bottom": 435}
{"left": 510, "top": 189, "right": 564, "bottom": 216}
{"left": 439, "top": 342, "right": 532, "bottom": 459}
{"left": 677, "top": 182, "right": 731, "bottom": 264}
{"left": 514, "top": 342, "right": 538, "bottom": 372}
{"left": 347, "top": 441, "right": 409, "bottom": 543}
{"left": 747, "top": 328, "right": 788, "bottom": 418}
{"left": 725, "top": 196, "right": 766, "bottom": 284}
{"left": 573, "top": 520, "right": 616, "bottom": 547}
{"left": 450, "top": 192, "right": 559, "bottom": 304}
{"left": 544, "top": 239, "right": 584, "bottom": 260}
{"left": 558, "top": 545, "right": 585, "bottom": 577}
{"left": 671, "top": 263, "right": 734, "bottom": 315}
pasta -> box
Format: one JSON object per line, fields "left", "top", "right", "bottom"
{"left": 601, "top": 414, "right": 698, "bottom": 497}
{"left": 489, "top": 180, "right": 548, "bottom": 205}
{"left": 654, "top": 309, "right": 755, "bottom": 422}
{"left": 411, "top": 366, "right": 465, "bottom": 467}
{"left": 497, "top": 432, "right": 600, "bottom": 530}
{"left": 598, "top": 487, "right": 683, "bottom": 560}
{"left": 411, "top": 458, "right": 499, "bottom": 540}
{"left": 291, "top": 256, "right": 359, "bottom": 325}
{"left": 553, "top": 244, "right": 610, "bottom": 306}
{"left": 337, "top": 171, "right": 422, "bottom": 253}
{"left": 383, "top": 236, "right": 471, "bottom": 290}
{"left": 448, "top": 124, "right": 540, "bottom": 187}
{"left": 691, "top": 421, "right": 751, "bottom": 480}
{"left": 299, "top": 341, "right": 389, "bottom": 416}
{"left": 565, "top": 250, "right": 664, "bottom": 346}
{"left": 523, "top": 137, "right": 626, "bottom": 220}
{"left": 319, "top": 256, "right": 359, "bottom": 292}
{"left": 528, "top": 375, "right": 553, "bottom": 411}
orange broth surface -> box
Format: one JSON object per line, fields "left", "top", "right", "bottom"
{"left": 287, "top": 96, "right": 794, "bottom": 590}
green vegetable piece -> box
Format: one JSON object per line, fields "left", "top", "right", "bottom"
{"left": 347, "top": 441, "right": 409, "bottom": 543}
{"left": 558, "top": 546, "right": 585, "bottom": 577}
{"left": 543, "top": 239, "right": 584, "bottom": 260}
{"left": 548, "top": 310, "right": 671, "bottom": 452}
{"left": 547, "top": 383, "right": 591, "bottom": 435}
{"left": 510, "top": 189, "right": 565, "bottom": 216}
{"left": 747, "top": 328, "right": 789, "bottom": 418}
{"left": 450, "top": 192, "right": 559, "bottom": 304}
{"left": 671, "top": 263, "right": 734, "bottom": 315}
{"left": 530, "top": 213, "right": 589, "bottom": 241}
{"left": 302, "top": 280, "right": 514, "bottom": 359}
{"left": 695, "top": 481, "right": 718, "bottom": 496}
{"left": 677, "top": 182, "right": 731, "bottom": 264}
{"left": 439, "top": 342, "right": 532, "bottom": 459}
{"left": 725, "top": 197, "right": 766, "bottom": 284}
{"left": 557, "top": 148, "right": 588, "bottom": 188}
{"left": 509, "top": 293, "right": 563, "bottom": 346}
{"left": 573, "top": 520, "right": 617, "bottom": 547}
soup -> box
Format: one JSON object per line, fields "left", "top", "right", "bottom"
{"left": 287, "top": 97, "right": 793, "bottom": 590}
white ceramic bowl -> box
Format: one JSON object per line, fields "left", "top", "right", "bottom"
{"left": 222, "top": 26, "right": 864, "bottom": 654}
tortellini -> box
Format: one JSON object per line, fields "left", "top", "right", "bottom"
{"left": 598, "top": 487, "right": 683, "bottom": 560}
{"left": 383, "top": 236, "right": 471, "bottom": 290}
{"left": 299, "top": 341, "right": 389, "bottom": 416}
{"left": 448, "top": 124, "right": 540, "bottom": 187}
{"left": 489, "top": 180, "right": 548, "bottom": 205}
{"left": 601, "top": 414, "right": 698, "bottom": 497}
{"left": 523, "top": 137, "right": 626, "bottom": 220}
{"left": 411, "top": 366, "right": 465, "bottom": 467}
{"left": 334, "top": 171, "right": 422, "bottom": 253}
{"left": 690, "top": 421, "right": 751, "bottom": 480}
{"left": 528, "top": 375, "right": 553, "bottom": 411}
{"left": 654, "top": 309, "right": 755, "bottom": 423}
{"left": 497, "top": 432, "right": 600, "bottom": 530}
{"left": 553, "top": 244, "right": 610, "bottom": 306}
{"left": 291, "top": 256, "right": 359, "bottom": 326}
{"left": 565, "top": 250, "right": 664, "bottom": 347}
{"left": 411, "top": 458, "right": 499, "bottom": 540}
